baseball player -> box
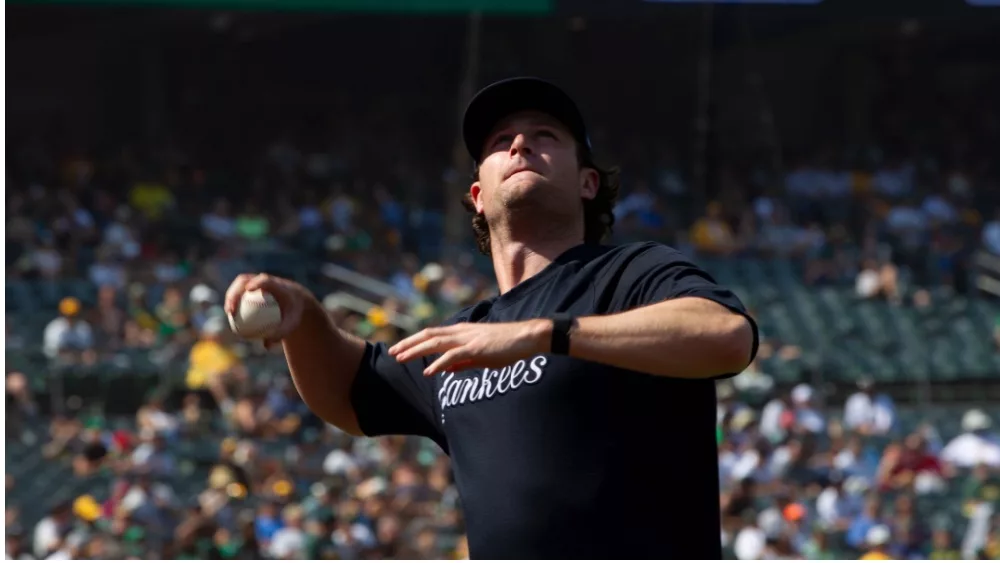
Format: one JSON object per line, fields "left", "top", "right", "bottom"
{"left": 225, "top": 77, "right": 758, "bottom": 559}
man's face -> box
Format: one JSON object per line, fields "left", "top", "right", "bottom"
{"left": 470, "top": 111, "right": 598, "bottom": 227}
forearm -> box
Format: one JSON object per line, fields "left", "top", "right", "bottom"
{"left": 565, "top": 297, "right": 754, "bottom": 378}
{"left": 282, "top": 296, "right": 366, "bottom": 435}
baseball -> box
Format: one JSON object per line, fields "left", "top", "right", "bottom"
{"left": 229, "top": 289, "right": 283, "bottom": 339}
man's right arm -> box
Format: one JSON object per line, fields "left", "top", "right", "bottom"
{"left": 226, "top": 274, "right": 445, "bottom": 443}
{"left": 280, "top": 295, "right": 367, "bottom": 435}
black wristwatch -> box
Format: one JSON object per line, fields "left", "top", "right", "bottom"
{"left": 550, "top": 313, "right": 576, "bottom": 355}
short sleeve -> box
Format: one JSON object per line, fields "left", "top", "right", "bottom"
{"left": 602, "top": 243, "right": 759, "bottom": 366}
{"left": 350, "top": 341, "right": 448, "bottom": 450}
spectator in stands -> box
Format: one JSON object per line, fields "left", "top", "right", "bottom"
{"left": 816, "top": 472, "right": 862, "bottom": 532}
{"left": 88, "top": 247, "right": 127, "bottom": 291}
{"left": 855, "top": 259, "right": 901, "bottom": 303}
{"left": 846, "top": 496, "right": 884, "bottom": 550}
{"left": 5, "top": 526, "right": 28, "bottom": 560}
{"left": 982, "top": 210, "right": 1000, "bottom": 255}
{"left": 5, "top": 371, "right": 37, "bottom": 439}
{"left": 791, "top": 383, "right": 825, "bottom": 434}
{"left": 130, "top": 430, "right": 176, "bottom": 477}
{"left": 20, "top": 236, "right": 65, "bottom": 280}
{"left": 188, "top": 283, "right": 221, "bottom": 333}
{"left": 201, "top": 198, "right": 238, "bottom": 241}
{"left": 42, "top": 297, "right": 95, "bottom": 362}
{"left": 270, "top": 504, "right": 309, "bottom": 559}
{"left": 860, "top": 524, "right": 893, "bottom": 560}
{"left": 844, "top": 378, "right": 896, "bottom": 436}
{"left": 928, "top": 528, "right": 961, "bottom": 559}
{"left": 732, "top": 358, "right": 775, "bottom": 396}
{"left": 136, "top": 396, "right": 179, "bottom": 441}
{"left": 101, "top": 206, "right": 141, "bottom": 262}
{"left": 124, "top": 283, "right": 159, "bottom": 348}
{"left": 128, "top": 176, "right": 174, "bottom": 221}
{"left": 72, "top": 426, "right": 110, "bottom": 477}
{"left": 800, "top": 526, "right": 836, "bottom": 559}
{"left": 732, "top": 510, "right": 768, "bottom": 560}
{"left": 185, "top": 316, "right": 247, "bottom": 415}
{"left": 690, "top": 201, "right": 737, "bottom": 256}
{"left": 92, "top": 284, "right": 127, "bottom": 351}
{"left": 760, "top": 392, "right": 792, "bottom": 443}
{"left": 941, "top": 409, "right": 1000, "bottom": 468}
{"left": 32, "top": 501, "right": 73, "bottom": 558}
{"left": 236, "top": 200, "right": 272, "bottom": 244}
{"left": 877, "top": 432, "right": 947, "bottom": 494}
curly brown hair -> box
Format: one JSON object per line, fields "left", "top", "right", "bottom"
{"left": 461, "top": 145, "right": 621, "bottom": 256}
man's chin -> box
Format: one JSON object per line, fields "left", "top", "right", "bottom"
{"left": 500, "top": 179, "right": 547, "bottom": 207}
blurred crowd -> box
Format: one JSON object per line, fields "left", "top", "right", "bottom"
{"left": 7, "top": 11, "right": 1000, "bottom": 560}
{"left": 717, "top": 377, "right": 1000, "bottom": 560}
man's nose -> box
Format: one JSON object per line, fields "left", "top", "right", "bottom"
{"left": 509, "top": 133, "right": 532, "bottom": 157}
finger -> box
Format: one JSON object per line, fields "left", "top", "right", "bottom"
{"left": 245, "top": 273, "right": 279, "bottom": 294}
{"left": 393, "top": 335, "right": 462, "bottom": 363}
{"left": 245, "top": 274, "right": 295, "bottom": 313}
{"left": 390, "top": 324, "right": 463, "bottom": 356}
{"left": 424, "top": 347, "right": 472, "bottom": 376}
{"left": 224, "top": 274, "right": 256, "bottom": 315}
{"left": 389, "top": 329, "right": 435, "bottom": 356}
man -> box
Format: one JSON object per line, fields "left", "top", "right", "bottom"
{"left": 843, "top": 378, "right": 895, "bottom": 436}
{"left": 225, "top": 77, "right": 757, "bottom": 558}
{"left": 941, "top": 409, "right": 1000, "bottom": 468}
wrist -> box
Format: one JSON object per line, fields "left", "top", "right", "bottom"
{"left": 548, "top": 314, "right": 577, "bottom": 356}
{"left": 530, "top": 318, "right": 554, "bottom": 355}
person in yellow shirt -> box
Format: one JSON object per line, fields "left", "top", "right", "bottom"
{"left": 860, "top": 525, "right": 893, "bottom": 560}
{"left": 690, "top": 201, "right": 736, "bottom": 256}
{"left": 187, "top": 316, "right": 247, "bottom": 414}
{"left": 129, "top": 180, "right": 175, "bottom": 220}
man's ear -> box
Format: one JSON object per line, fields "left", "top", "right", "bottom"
{"left": 579, "top": 168, "right": 599, "bottom": 201}
{"left": 470, "top": 182, "right": 485, "bottom": 213}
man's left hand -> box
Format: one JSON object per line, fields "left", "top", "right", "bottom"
{"left": 388, "top": 320, "right": 551, "bottom": 376}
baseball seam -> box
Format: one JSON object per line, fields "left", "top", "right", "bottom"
{"left": 238, "top": 296, "right": 279, "bottom": 335}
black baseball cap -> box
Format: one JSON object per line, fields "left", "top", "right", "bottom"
{"left": 462, "top": 77, "right": 591, "bottom": 163}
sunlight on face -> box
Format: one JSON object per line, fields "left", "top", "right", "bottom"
{"left": 471, "top": 111, "right": 587, "bottom": 218}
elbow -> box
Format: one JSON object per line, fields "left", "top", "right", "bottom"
{"left": 715, "top": 314, "right": 755, "bottom": 375}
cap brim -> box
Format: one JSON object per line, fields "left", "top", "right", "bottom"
{"left": 462, "top": 77, "right": 590, "bottom": 162}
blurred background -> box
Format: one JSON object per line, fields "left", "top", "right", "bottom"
{"left": 5, "top": 0, "right": 1000, "bottom": 559}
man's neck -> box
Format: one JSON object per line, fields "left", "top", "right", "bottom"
{"left": 490, "top": 236, "right": 581, "bottom": 294}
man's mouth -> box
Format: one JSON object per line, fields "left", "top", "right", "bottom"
{"left": 504, "top": 166, "right": 539, "bottom": 181}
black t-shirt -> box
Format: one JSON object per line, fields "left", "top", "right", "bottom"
{"left": 350, "top": 242, "right": 758, "bottom": 559}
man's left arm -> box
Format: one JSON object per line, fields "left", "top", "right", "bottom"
{"left": 562, "top": 295, "right": 755, "bottom": 378}
{"left": 389, "top": 244, "right": 757, "bottom": 378}
{"left": 558, "top": 243, "right": 757, "bottom": 378}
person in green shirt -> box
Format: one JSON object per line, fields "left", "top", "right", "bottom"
{"left": 928, "top": 528, "right": 962, "bottom": 560}
{"left": 304, "top": 511, "right": 338, "bottom": 559}
{"left": 800, "top": 527, "right": 837, "bottom": 559}
{"left": 235, "top": 202, "right": 270, "bottom": 241}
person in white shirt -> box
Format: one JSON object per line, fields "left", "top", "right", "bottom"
{"left": 792, "top": 384, "right": 825, "bottom": 434}
{"left": 270, "top": 504, "right": 308, "bottom": 559}
{"left": 844, "top": 379, "right": 896, "bottom": 435}
{"left": 32, "top": 504, "right": 71, "bottom": 558}
{"left": 733, "top": 521, "right": 767, "bottom": 560}
{"left": 941, "top": 409, "right": 1000, "bottom": 468}
{"left": 983, "top": 211, "right": 1000, "bottom": 255}
{"left": 816, "top": 473, "right": 862, "bottom": 531}
{"left": 760, "top": 394, "right": 791, "bottom": 444}
{"left": 42, "top": 298, "right": 94, "bottom": 360}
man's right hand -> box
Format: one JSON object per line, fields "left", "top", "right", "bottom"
{"left": 223, "top": 272, "right": 367, "bottom": 435}
{"left": 224, "top": 274, "right": 309, "bottom": 346}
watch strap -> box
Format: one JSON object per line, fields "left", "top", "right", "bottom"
{"left": 550, "top": 313, "right": 576, "bottom": 355}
